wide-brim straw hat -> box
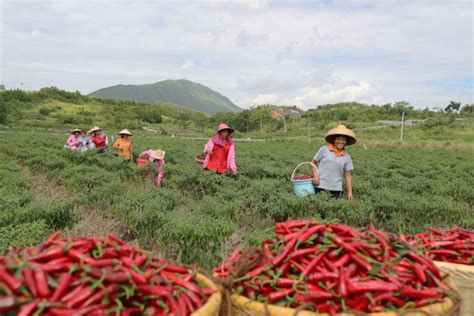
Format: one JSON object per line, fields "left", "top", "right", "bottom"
{"left": 216, "top": 123, "right": 235, "bottom": 134}
{"left": 150, "top": 149, "right": 166, "bottom": 160}
{"left": 118, "top": 129, "right": 132, "bottom": 136}
{"left": 71, "top": 128, "right": 82, "bottom": 134}
{"left": 88, "top": 126, "right": 101, "bottom": 134}
{"left": 325, "top": 125, "right": 357, "bottom": 146}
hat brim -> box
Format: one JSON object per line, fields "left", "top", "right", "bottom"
{"left": 325, "top": 134, "right": 356, "bottom": 146}
{"left": 217, "top": 128, "right": 235, "bottom": 134}
{"left": 150, "top": 150, "right": 166, "bottom": 160}
{"left": 119, "top": 132, "right": 132, "bottom": 136}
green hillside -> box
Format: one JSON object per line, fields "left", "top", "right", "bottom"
{"left": 89, "top": 79, "right": 241, "bottom": 114}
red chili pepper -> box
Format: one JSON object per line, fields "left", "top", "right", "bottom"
{"left": 186, "top": 289, "right": 204, "bottom": 307}
{"left": 82, "top": 284, "right": 118, "bottom": 308}
{"left": 129, "top": 268, "right": 147, "bottom": 284}
{"left": 333, "top": 254, "right": 350, "bottom": 268}
{"left": 43, "top": 257, "right": 72, "bottom": 272}
{"left": 22, "top": 268, "right": 38, "bottom": 297}
{"left": 61, "top": 284, "right": 87, "bottom": 303}
{"left": 302, "top": 253, "right": 324, "bottom": 276}
{"left": 65, "top": 286, "right": 94, "bottom": 308}
{"left": 427, "top": 227, "right": 443, "bottom": 235}
{"left": 323, "top": 257, "right": 336, "bottom": 272}
{"left": 17, "top": 298, "right": 41, "bottom": 316}
{"left": 269, "top": 288, "right": 293, "bottom": 302}
{"left": 181, "top": 292, "right": 195, "bottom": 312}
{"left": 289, "top": 246, "right": 319, "bottom": 259}
{"left": 0, "top": 267, "right": 22, "bottom": 292}
{"left": 338, "top": 268, "right": 347, "bottom": 298}
{"left": 106, "top": 234, "right": 125, "bottom": 245}
{"left": 307, "top": 272, "right": 338, "bottom": 283}
{"left": 348, "top": 280, "right": 400, "bottom": 294}
{"left": 411, "top": 264, "right": 427, "bottom": 283}
{"left": 137, "top": 284, "right": 172, "bottom": 296}
{"left": 47, "top": 231, "right": 63, "bottom": 243}
{"left": 271, "top": 237, "right": 297, "bottom": 267}
{"left": 34, "top": 268, "right": 51, "bottom": 297}
{"left": 331, "top": 235, "right": 357, "bottom": 253}
{"left": 295, "top": 290, "right": 333, "bottom": 302}
{"left": 163, "top": 263, "right": 189, "bottom": 274}
{"left": 51, "top": 273, "right": 72, "bottom": 302}
{"left": 400, "top": 286, "right": 441, "bottom": 299}
{"left": 298, "top": 224, "right": 325, "bottom": 244}
{"left": 88, "top": 258, "right": 115, "bottom": 268}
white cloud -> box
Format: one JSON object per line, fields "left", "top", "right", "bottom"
{"left": 180, "top": 59, "right": 195, "bottom": 70}
{"left": 1, "top": 0, "right": 472, "bottom": 108}
{"left": 291, "top": 81, "right": 375, "bottom": 107}
{"left": 240, "top": 93, "right": 280, "bottom": 106}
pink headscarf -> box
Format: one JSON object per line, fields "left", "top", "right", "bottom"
{"left": 211, "top": 123, "right": 234, "bottom": 147}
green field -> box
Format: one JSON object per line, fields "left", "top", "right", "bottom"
{"left": 1, "top": 129, "right": 472, "bottom": 270}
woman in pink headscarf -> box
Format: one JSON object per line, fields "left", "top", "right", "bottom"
{"left": 202, "top": 123, "right": 238, "bottom": 176}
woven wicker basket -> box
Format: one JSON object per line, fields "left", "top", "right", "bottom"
{"left": 434, "top": 261, "right": 473, "bottom": 316}
{"left": 230, "top": 293, "right": 459, "bottom": 316}
{"left": 192, "top": 273, "right": 222, "bottom": 316}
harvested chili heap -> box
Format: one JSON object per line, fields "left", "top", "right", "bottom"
{"left": 403, "top": 227, "right": 474, "bottom": 265}
{"left": 292, "top": 174, "right": 313, "bottom": 181}
{"left": 215, "top": 220, "right": 457, "bottom": 314}
{"left": 0, "top": 233, "right": 215, "bottom": 315}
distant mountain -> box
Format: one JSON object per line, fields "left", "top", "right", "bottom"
{"left": 89, "top": 79, "right": 241, "bottom": 114}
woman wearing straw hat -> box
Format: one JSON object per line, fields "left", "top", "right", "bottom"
{"left": 89, "top": 126, "right": 108, "bottom": 152}
{"left": 311, "top": 125, "right": 356, "bottom": 201}
{"left": 202, "top": 123, "right": 238, "bottom": 176}
{"left": 138, "top": 149, "right": 166, "bottom": 187}
{"left": 113, "top": 129, "right": 133, "bottom": 161}
{"left": 77, "top": 129, "right": 91, "bottom": 152}
{"left": 66, "top": 129, "right": 82, "bottom": 151}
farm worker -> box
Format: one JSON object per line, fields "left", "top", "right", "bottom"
{"left": 138, "top": 149, "right": 165, "bottom": 187}
{"left": 66, "top": 129, "right": 82, "bottom": 150}
{"left": 113, "top": 129, "right": 133, "bottom": 161}
{"left": 77, "top": 130, "right": 91, "bottom": 152}
{"left": 89, "top": 126, "right": 108, "bottom": 152}
{"left": 202, "top": 123, "right": 238, "bottom": 176}
{"left": 311, "top": 125, "right": 355, "bottom": 201}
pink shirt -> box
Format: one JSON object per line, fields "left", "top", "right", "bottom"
{"left": 66, "top": 135, "right": 79, "bottom": 149}
{"left": 140, "top": 150, "right": 165, "bottom": 186}
{"left": 202, "top": 139, "right": 237, "bottom": 172}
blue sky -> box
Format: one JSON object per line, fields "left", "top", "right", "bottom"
{"left": 1, "top": 0, "right": 472, "bottom": 109}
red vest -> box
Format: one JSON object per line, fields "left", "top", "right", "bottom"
{"left": 207, "top": 141, "right": 231, "bottom": 173}
{"left": 93, "top": 136, "right": 106, "bottom": 149}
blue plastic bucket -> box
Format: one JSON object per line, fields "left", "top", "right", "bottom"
{"left": 291, "top": 179, "right": 315, "bottom": 197}
{"left": 291, "top": 162, "right": 318, "bottom": 197}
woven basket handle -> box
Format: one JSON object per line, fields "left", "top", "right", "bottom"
{"left": 291, "top": 162, "right": 318, "bottom": 181}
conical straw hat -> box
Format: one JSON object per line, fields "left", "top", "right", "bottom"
{"left": 325, "top": 125, "right": 356, "bottom": 145}
{"left": 118, "top": 129, "right": 132, "bottom": 136}
{"left": 71, "top": 128, "right": 82, "bottom": 134}
{"left": 150, "top": 149, "right": 165, "bottom": 160}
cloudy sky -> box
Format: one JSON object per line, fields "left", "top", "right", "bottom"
{"left": 1, "top": 0, "right": 473, "bottom": 109}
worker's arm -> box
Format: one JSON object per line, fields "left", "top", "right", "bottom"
{"left": 344, "top": 171, "right": 353, "bottom": 202}
{"left": 311, "top": 160, "right": 320, "bottom": 186}
{"left": 113, "top": 140, "right": 120, "bottom": 149}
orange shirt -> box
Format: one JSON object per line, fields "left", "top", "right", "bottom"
{"left": 113, "top": 138, "right": 133, "bottom": 160}
{"left": 206, "top": 141, "right": 231, "bottom": 173}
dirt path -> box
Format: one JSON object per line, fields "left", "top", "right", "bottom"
{"left": 21, "top": 165, "right": 131, "bottom": 241}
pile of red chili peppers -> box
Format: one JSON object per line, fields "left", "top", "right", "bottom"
{"left": 216, "top": 220, "right": 455, "bottom": 315}
{"left": 292, "top": 174, "right": 313, "bottom": 181}
{"left": 403, "top": 227, "right": 474, "bottom": 265}
{"left": 0, "top": 233, "right": 215, "bottom": 315}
